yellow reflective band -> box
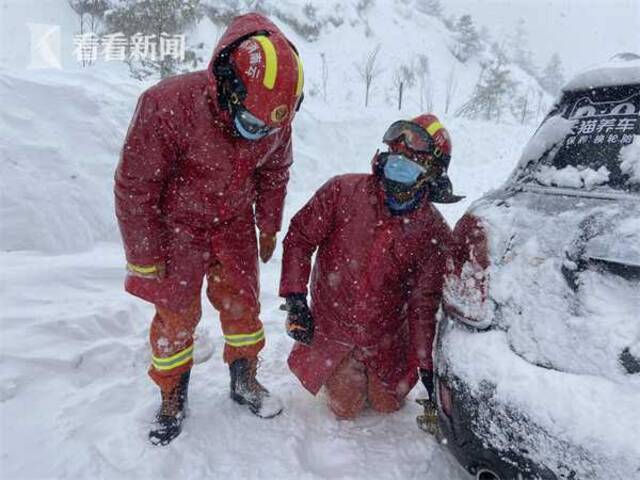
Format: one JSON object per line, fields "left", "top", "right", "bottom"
{"left": 426, "top": 121, "right": 443, "bottom": 137}
{"left": 152, "top": 345, "right": 194, "bottom": 371}
{"left": 253, "top": 36, "right": 277, "bottom": 90}
{"left": 224, "top": 328, "right": 265, "bottom": 347}
{"left": 127, "top": 263, "right": 157, "bottom": 275}
{"left": 294, "top": 52, "right": 304, "bottom": 96}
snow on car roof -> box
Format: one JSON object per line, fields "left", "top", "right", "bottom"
{"left": 562, "top": 53, "right": 640, "bottom": 91}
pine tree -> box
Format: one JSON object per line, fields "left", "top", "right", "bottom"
{"left": 457, "top": 44, "right": 515, "bottom": 121}
{"left": 453, "top": 14, "right": 481, "bottom": 62}
{"left": 508, "top": 19, "right": 537, "bottom": 76}
{"left": 104, "top": 0, "right": 203, "bottom": 80}
{"left": 540, "top": 53, "right": 565, "bottom": 96}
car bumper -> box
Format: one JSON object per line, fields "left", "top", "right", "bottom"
{"left": 433, "top": 314, "right": 606, "bottom": 480}
{"left": 435, "top": 372, "right": 558, "bottom": 480}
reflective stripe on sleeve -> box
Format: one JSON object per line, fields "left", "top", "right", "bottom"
{"left": 224, "top": 328, "right": 265, "bottom": 348}
{"left": 127, "top": 263, "right": 157, "bottom": 275}
{"left": 152, "top": 345, "right": 194, "bottom": 371}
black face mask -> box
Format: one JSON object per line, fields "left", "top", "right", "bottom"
{"left": 382, "top": 176, "right": 418, "bottom": 198}
{"left": 383, "top": 179, "right": 427, "bottom": 214}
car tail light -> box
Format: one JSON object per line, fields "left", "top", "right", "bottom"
{"left": 443, "top": 214, "right": 492, "bottom": 329}
{"left": 438, "top": 378, "right": 453, "bottom": 417}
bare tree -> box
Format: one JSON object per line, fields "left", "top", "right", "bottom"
{"left": 416, "top": 54, "right": 433, "bottom": 112}
{"left": 68, "top": 1, "right": 86, "bottom": 32}
{"left": 444, "top": 65, "right": 458, "bottom": 115}
{"left": 104, "top": 0, "right": 203, "bottom": 80}
{"left": 393, "top": 63, "right": 416, "bottom": 111}
{"left": 520, "top": 92, "right": 530, "bottom": 124}
{"left": 68, "top": 0, "right": 110, "bottom": 66}
{"left": 320, "top": 52, "right": 328, "bottom": 102}
{"left": 355, "top": 44, "right": 383, "bottom": 107}
{"left": 536, "top": 89, "right": 545, "bottom": 119}
{"left": 511, "top": 88, "right": 533, "bottom": 125}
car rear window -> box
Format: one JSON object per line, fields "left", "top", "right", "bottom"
{"left": 514, "top": 84, "right": 640, "bottom": 193}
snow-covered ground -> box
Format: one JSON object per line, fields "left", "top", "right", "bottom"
{"left": 0, "top": 62, "right": 537, "bottom": 479}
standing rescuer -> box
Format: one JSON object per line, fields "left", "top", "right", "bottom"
{"left": 114, "top": 13, "right": 304, "bottom": 445}
{"left": 280, "top": 114, "right": 462, "bottom": 419}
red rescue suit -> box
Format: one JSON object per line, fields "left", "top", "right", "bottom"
{"left": 115, "top": 14, "right": 293, "bottom": 391}
{"left": 279, "top": 166, "right": 453, "bottom": 403}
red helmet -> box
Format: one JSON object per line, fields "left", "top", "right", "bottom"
{"left": 381, "top": 113, "right": 463, "bottom": 204}
{"left": 229, "top": 34, "right": 304, "bottom": 128}
{"left": 383, "top": 113, "right": 452, "bottom": 169}
{"left": 411, "top": 114, "right": 452, "bottom": 166}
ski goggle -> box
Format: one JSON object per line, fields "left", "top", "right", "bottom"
{"left": 383, "top": 120, "right": 443, "bottom": 158}
{"left": 382, "top": 153, "right": 427, "bottom": 185}
{"left": 234, "top": 108, "right": 279, "bottom": 140}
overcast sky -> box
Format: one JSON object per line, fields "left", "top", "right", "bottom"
{"left": 442, "top": 0, "right": 640, "bottom": 78}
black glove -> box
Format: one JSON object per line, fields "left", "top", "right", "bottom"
{"left": 284, "top": 293, "right": 314, "bottom": 345}
{"left": 419, "top": 368, "right": 435, "bottom": 400}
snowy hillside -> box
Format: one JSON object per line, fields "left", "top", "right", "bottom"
{"left": 1, "top": 1, "right": 553, "bottom": 479}
{"left": 197, "top": 0, "right": 553, "bottom": 121}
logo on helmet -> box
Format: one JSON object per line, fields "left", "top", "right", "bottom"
{"left": 271, "top": 105, "right": 289, "bottom": 123}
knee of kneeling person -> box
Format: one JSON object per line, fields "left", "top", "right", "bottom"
{"left": 327, "top": 395, "right": 365, "bottom": 420}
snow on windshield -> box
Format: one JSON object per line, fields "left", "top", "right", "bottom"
{"left": 534, "top": 164, "right": 610, "bottom": 189}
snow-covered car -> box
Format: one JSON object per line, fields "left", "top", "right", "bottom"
{"left": 434, "top": 55, "right": 640, "bottom": 480}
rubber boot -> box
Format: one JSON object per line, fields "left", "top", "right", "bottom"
{"left": 149, "top": 371, "right": 190, "bottom": 446}
{"left": 229, "top": 358, "right": 283, "bottom": 418}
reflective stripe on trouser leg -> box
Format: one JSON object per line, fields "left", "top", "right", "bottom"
{"left": 151, "top": 344, "right": 194, "bottom": 371}
{"left": 224, "top": 328, "right": 265, "bottom": 347}
{"left": 221, "top": 322, "right": 265, "bottom": 364}
{"left": 149, "top": 300, "right": 201, "bottom": 392}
